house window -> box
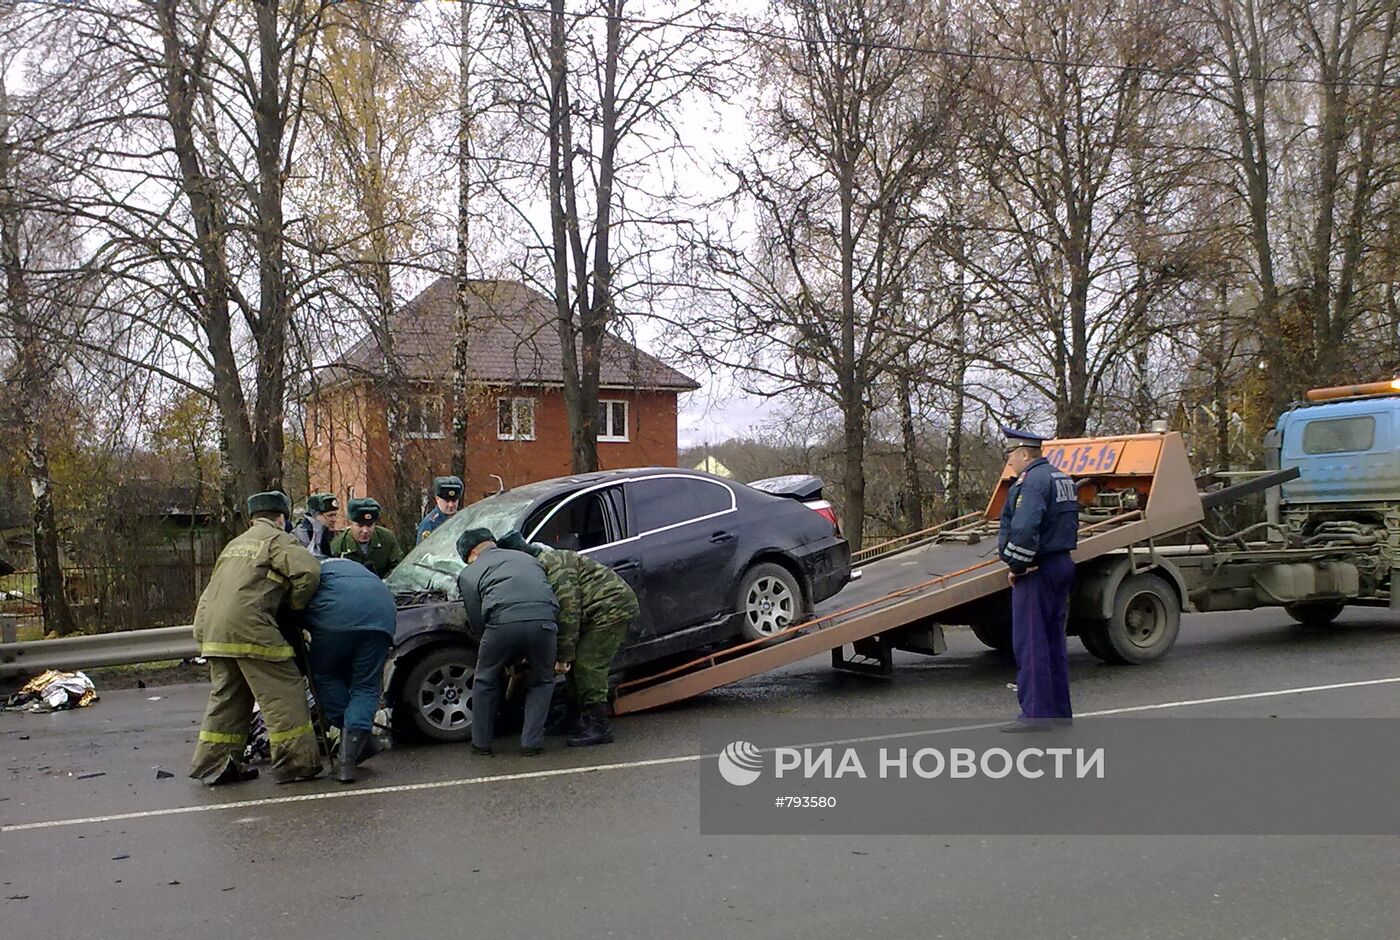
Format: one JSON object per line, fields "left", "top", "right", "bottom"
{"left": 403, "top": 394, "right": 444, "bottom": 439}
{"left": 598, "top": 399, "right": 629, "bottom": 442}
{"left": 498, "top": 397, "right": 536, "bottom": 441}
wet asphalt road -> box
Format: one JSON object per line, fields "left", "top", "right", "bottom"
{"left": 4, "top": 605, "right": 1400, "bottom": 939}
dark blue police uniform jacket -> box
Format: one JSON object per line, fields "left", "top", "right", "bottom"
{"left": 415, "top": 507, "right": 452, "bottom": 544}
{"left": 997, "top": 457, "right": 1079, "bottom": 573}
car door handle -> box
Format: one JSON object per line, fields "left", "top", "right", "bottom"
{"left": 709, "top": 531, "right": 734, "bottom": 543}
{"left": 611, "top": 560, "right": 639, "bottom": 573}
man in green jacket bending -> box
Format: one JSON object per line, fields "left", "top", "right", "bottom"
{"left": 189, "top": 491, "right": 324, "bottom": 786}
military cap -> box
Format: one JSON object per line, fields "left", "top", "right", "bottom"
{"left": 455, "top": 527, "right": 496, "bottom": 560}
{"left": 306, "top": 492, "right": 339, "bottom": 514}
{"left": 496, "top": 530, "right": 543, "bottom": 557}
{"left": 347, "top": 497, "right": 382, "bottom": 525}
{"left": 247, "top": 490, "right": 292, "bottom": 517}
{"left": 1001, "top": 425, "right": 1046, "bottom": 449}
{"left": 434, "top": 476, "right": 464, "bottom": 500}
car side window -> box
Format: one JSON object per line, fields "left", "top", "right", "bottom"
{"left": 526, "top": 485, "right": 625, "bottom": 550}
{"left": 628, "top": 477, "right": 734, "bottom": 533}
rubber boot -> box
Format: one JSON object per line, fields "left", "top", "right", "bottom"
{"left": 567, "top": 704, "right": 614, "bottom": 747}
{"left": 355, "top": 733, "right": 381, "bottom": 766}
{"left": 339, "top": 729, "right": 368, "bottom": 783}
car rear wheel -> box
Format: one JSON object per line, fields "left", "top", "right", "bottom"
{"left": 736, "top": 563, "right": 806, "bottom": 642}
{"left": 400, "top": 646, "right": 477, "bottom": 743}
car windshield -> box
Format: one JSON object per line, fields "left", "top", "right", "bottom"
{"left": 385, "top": 484, "right": 554, "bottom": 596}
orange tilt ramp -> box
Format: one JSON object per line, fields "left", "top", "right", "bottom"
{"left": 611, "top": 432, "right": 1204, "bottom": 715}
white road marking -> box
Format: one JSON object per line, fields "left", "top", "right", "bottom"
{"left": 5, "top": 674, "right": 1399, "bottom": 834}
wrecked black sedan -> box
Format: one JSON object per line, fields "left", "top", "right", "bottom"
{"left": 383, "top": 467, "right": 850, "bottom": 741}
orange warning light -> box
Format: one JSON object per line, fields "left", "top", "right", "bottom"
{"left": 1305, "top": 379, "right": 1400, "bottom": 402}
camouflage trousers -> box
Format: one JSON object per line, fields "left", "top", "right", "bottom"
{"left": 190, "top": 657, "right": 321, "bottom": 784}
{"left": 566, "top": 616, "right": 629, "bottom": 707}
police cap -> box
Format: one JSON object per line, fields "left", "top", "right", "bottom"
{"left": 455, "top": 527, "right": 496, "bottom": 561}
{"left": 347, "top": 498, "right": 381, "bottom": 525}
{"left": 434, "top": 476, "right": 464, "bottom": 500}
{"left": 247, "top": 490, "right": 292, "bottom": 517}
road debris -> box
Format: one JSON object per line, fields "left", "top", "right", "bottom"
{"left": 3, "top": 670, "right": 99, "bottom": 712}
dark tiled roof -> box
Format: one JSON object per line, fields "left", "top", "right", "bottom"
{"left": 320, "top": 277, "right": 699, "bottom": 391}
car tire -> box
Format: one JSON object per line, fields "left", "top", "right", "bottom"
{"left": 1093, "top": 573, "right": 1181, "bottom": 665}
{"left": 1285, "top": 600, "right": 1346, "bottom": 627}
{"left": 736, "top": 563, "right": 807, "bottom": 642}
{"left": 399, "top": 645, "right": 477, "bottom": 743}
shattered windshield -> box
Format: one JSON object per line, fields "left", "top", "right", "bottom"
{"left": 385, "top": 484, "right": 553, "bottom": 597}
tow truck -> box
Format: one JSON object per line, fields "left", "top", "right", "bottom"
{"left": 612, "top": 380, "right": 1400, "bottom": 714}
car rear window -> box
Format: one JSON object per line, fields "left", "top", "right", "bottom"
{"left": 1301, "top": 416, "right": 1376, "bottom": 455}
{"left": 629, "top": 477, "right": 733, "bottom": 532}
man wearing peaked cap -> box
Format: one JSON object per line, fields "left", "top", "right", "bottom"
{"left": 292, "top": 492, "right": 339, "bottom": 559}
{"left": 331, "top": 498, "right": 404, "bottom": 578}
{"left": 190, "top": 491, "right": 323, "bottom": 785}
{"left": 416, "top": 475, "right": 464, "bottom": 544}
{"left": 996, "top": 425, "right": 1079, "bottom": 732}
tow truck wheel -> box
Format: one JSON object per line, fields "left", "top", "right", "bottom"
{"left": 400, "top": 646, "right": 477, "bottom": 743}
{"left": 1285, "top": 600, "right": 1345, "bottom": 627}
{"left": 1098, "top": 573, "right": 1181, "bottom": 664}
{"left": 737, "top": 563, "right": 806, "bottom": 642}
{"left": 1073, "top": 618, "right": 1114, "bottom": 660}
{"left": 969, "top": 620, "right": 1013, "bottom": 653}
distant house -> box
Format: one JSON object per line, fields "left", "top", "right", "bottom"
{"left": 306, "top": 278, "right": 700, "bottom": 519}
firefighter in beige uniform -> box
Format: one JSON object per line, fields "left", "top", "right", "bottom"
{"left": 189, "top": 491, "right": 324, "bottom": 785}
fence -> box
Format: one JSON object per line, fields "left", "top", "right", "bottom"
{"left": 0, "top": 560, "right": 213, "bottom": 635}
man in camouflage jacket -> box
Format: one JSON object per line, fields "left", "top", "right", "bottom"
{"left": 498, "top": 530, "right": 638, "bottom": 746}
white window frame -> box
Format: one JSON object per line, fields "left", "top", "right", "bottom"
{"left": 497, "top": 396, "right": 537, "bottom": 441}
{"left": 598, "top": 399, "right": 629, "bottom": 442}
{"left": 403, "top": 394, "right": 445, "bottom": 440}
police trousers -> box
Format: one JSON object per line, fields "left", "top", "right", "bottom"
{"left": 472, "top": 619, "right": 557, "bottom": 750}
{"left": 308, "top": 631, "right": 392, "bottom": 733}
{"left": 1011, "top": 551, "right": 1076, "bottom": 725}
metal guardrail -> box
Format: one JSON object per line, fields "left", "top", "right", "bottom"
{"left": 0, "top": 623, "right": 197, "bottom": 679}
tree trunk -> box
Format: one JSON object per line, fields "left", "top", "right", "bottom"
{"left": 451, "top": 0, "right": 473, "bottom": 479}
{"left": 27, "top": 429, "right": 79, "bottom": 636}
{"left": 250, "top": 0, "right": 288, "bottom": 490}
{"left": 156, "top": 0, "right": 258, "bottom": 499}
{"left": 897, "top": 363, "right": 924, "bottom": 533}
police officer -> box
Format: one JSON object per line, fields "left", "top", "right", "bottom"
{"left": 498, "top": 531, "right": 637, "bottom": 747}
{"left": 190, "top": 491, "right": 324, "bottom": 785}
{"left": 416, "top": 476, "right": 463, "bottom": 543}
{"left": 455, "top": 528, "right": 558, "bottom": 756}
{"left": 997, "top": 427, "right": 1079, "bottom": 732}
{"left": 292, "top": 493, "right": 339, "bottom": 558}
{"left": 302, "top": 559, "right": 396, "bottom": 783}
{"left": 330, "top": 498, "right": 404, "bottom": 577}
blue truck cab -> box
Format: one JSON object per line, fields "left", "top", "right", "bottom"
{"left": 1275, "top": 395, "right": 1400, "bottom": 507}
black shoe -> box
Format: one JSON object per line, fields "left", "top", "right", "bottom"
{"left": 470, "top": 744, "right": 494, "bottom": 757}
{"left": 206, "top": 762, "right": 260, "bottom": 786}
{"left": 567, "top": 705, "right": 615, "bottom": 747}
{"left": 1000, "top": 721, "right": 1052, "bottom": 733}
{"left": 520, "top": 746, "right": 544, "bottom": 757}
{"left": 339, "top": 729, "right": 368, "bottom": 783}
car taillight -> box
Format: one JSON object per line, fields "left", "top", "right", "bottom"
{"left": 806, "top": 500, "right": 840, "bottom": 535}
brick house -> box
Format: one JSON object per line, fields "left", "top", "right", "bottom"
{"left": 305, "top": 277, "right": 699, "bottom": 526}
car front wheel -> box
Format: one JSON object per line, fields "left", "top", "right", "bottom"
{"left": 400, "top": 645, "right": 477, "bottom": 742}
{"left": 736, "top": 562, "right": 807, "bottom": 642}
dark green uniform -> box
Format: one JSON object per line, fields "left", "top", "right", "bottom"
{"left": 329, "top": 526, "right": 403, "bottom": 578}
{"left": 537, "top": 549, "right": 638, "bottom": 707}
{"left": 190, "top": 517, "right": 322, "bottom": 784}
